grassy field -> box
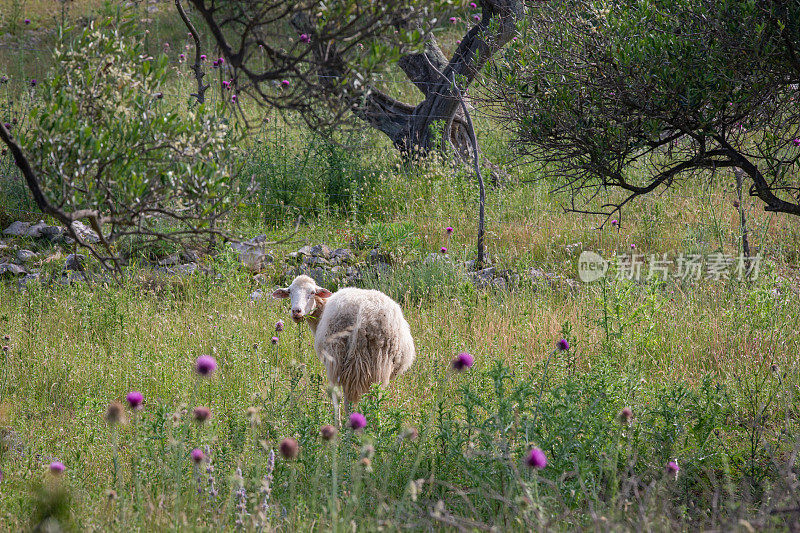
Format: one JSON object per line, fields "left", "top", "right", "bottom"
{"left": 2, "top": 1, "right": 800, "bottom": 530}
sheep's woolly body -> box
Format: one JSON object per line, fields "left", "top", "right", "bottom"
{"left": 311, "top": 288, "right": 415, "bottom": 403}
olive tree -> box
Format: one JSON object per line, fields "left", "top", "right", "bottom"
{"left": 186, "top": 0, "right": 522, "bottom": 160}
{"left": 0, "top": 17, "right": 249, "bottom": 274}
{"left": 490, "top": 0, "right": 800, "bottom": 221}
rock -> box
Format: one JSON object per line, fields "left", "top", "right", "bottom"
{"left": 229, "top": 241, "right": 274, "bottom": 272}
{"left": 15, "top": 249, "right": 36, "bottom": 263}
{"left": 18, "top": 272, "right": 40, "bottom": 288}
{"left": 158, "top": 253, "right": 181, "bottom": 266}
{"left": 181, "top": 250, "right": 200, "bottom": 263}
{"left": 0, "top": 263, "right": 27, "bottom": 277}
{"left": 469, "top": 267, "right": 496, "bottom": 289}
{"left": 310, "top": 244, "right": 332, "bottom": 259}
{"left": 250, "top": 289, "right": 264, "bottom": 302}
{"left": 303, "top": 256, "right": 330, "bottom": 267}
{"left": 331, "top": 248, "right": 353, "bottom": 263}
{"left": 368, "top": 249, "right": 392, "bottom": 265}
{"left": 155, "top": 263, "right": 197, "bottom": 277}
{"left": 39, "top": 225, "right": 64, "bottom": 243}
{"left": 296, "top": 245, "right": 313, "bottom": 257}
{"left": 71, "top": 221, "right": 100, "bottom": 244}
{"left": 65, "top": 254, "right": 86, "bottom": 271}
{"left": 24, "top": 221, "right": 49, "bottom": 238}
{"left": 3, "top": 222, "right": 31, "bottom": 236}
{"left": 491, "top": 277, "right": 507, "bottom": 291}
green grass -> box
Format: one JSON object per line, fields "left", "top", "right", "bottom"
{"left": 1, "top": 2, "right": 800, "bottom": 530}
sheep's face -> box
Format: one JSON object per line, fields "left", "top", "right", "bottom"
{"left": 272, "top": 275, "right": 333, "bottom": 323}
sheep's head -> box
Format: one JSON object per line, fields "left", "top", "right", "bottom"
{"left": 272, "top": 275, "right": 333, "bottom": 323}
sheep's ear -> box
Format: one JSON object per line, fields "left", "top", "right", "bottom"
{"left": 272, "top": 288, "right": 290, "bottom": 299}
{"left": 315, "top": 287, "right": 333, "bottom": 299}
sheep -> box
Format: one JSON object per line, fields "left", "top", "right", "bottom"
{"left": 272, "top": 275, "right": 415, "bottom": 420}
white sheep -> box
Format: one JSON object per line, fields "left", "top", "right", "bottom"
{"left": 272, "top": 275, "right": 415, "bottom": 418}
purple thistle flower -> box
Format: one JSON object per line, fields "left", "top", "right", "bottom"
{"left": 24, "top": 19, "right": 31, "bottom": 25}
{"left": 320, "top": 424, "right": 338, "bottom": 441}
{"left": 446, "top": 226, "right": 453, "bottom": 234}
{"left": 631, "top": 243, "right": 636, "bottom": 249}
{"left": 440, "top": 246, "right": 447, "bottom": 254}
{"left": 49, "top": 461, "right": 65, "bottom": 474}
{"left": 470, "top": 2, "right": 477, "bottom": 7}
{"left": 222, "top": 80, "right": 230, "bottom": 89}
{"left": 193, "top": 406, "right": 211, "bottom": 422}
{"left": 212, "top": 59, "right": 219, "bottom": 67}
{"left": 126, "top": 391, "right": 143, "bottom": 409}
{"left": 610, "top": 219, "right": 618, "bottom": 226}
{"left": 3, "top": 123, "right": 11, "bottom": 130}
{"left": 473, "top": 14, "right": 481, "bottom": 21}
{"left": 281, "top": 79, "right": 290, "bottom": 87}
{"left": 191, "top": 448, "right": 205, "bottom": 463}
{"left": 29, "top": 79, "right": 37, "bottom": 87}
{"left": 279, "top": 438, "right": 299, "bottom": 459}
{"left": 299, "top": 33, "right": 310, "bottom": 43}
{"left": 619, "top": 407, "right": 633, "bottom": 425}
{"left": 200, "top": 54, "right": 207, "bottom": 61}
{"left": 349, "top": 412, "right": 367, "bottom": 430}
{"left": 164, "top": 42, "right": 170, "bottom": 48}
{"left": 271, "top": 336, "right": 279, "bottom": 345}
{"left": 449, "top": 17, "right": 457, "bottom": 23}
{"left": 667, "top": 461, "right": 680, "bottom": 475}
{"left": 179, "top": 53, "right": 185, "bottom": 60}
{"left": 218, "top": 57, "right": 224, "bottom": 65}
{"left": 195, "top": 355, "right": 217, "bottom": 376}
{"left": 452, "top": 352, "right": 474, "bottom": 371}
{"left": 792, "top": 138, "right": 800, "bottom": 147}
{"left": 526, "top": 448, "right": 547, "bottom": 469}
{"left": 275, "top": 320, "right": 284, "bottom": 333}
{"left": 231, "top": 94, "right": 238, "bottom": 103}
{"left": 556, "top": 338, "right": 569, "bottom": 351}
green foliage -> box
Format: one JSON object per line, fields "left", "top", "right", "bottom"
{"left": 19, "top": 14, "right": 244, "bottom": 247}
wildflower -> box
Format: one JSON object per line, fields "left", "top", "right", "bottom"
{"left": 222, "top": 80, "right": 230, "bottom": 89}
{"left": 275, "top": 320, "right": 284, "bottom": 333}
{"left": 195, "top": 355, "right": 217, "bottom": 376}
{"left": 212, "top": 59, "right": 219, "bottom": 67}
{"left": 440, "top": 246, "right": 447, "bottom": 254}
{"left": 200, "top": 54, "right": 207, "bottom": 61}
{"left": 320, "top": 424, "right": 338, "bottom": 441}
{"left": 24, "top": 19, "right": 31, "bottom": 25}
{"left": 279, "top": 437, "right": 299, "bottom": 459}
{"left": 666, "top": 460, "right": 680, "bottom": 478}
{"left": 0, "top": 76, "right": 8, "bottom": 84}
{"left": 126, "top": 391, "right": 143, "bottom": 409}
{"left": 164, "top": 42, "right": 170, "bottom": 49}
{"left": 217, "top": 57, "right": 225, "bottom": 65}
{"left": 299, "top": 33, "right": 310, "bottom": 43}
{"left": 618, "top": 407, "right": 633, "bottom": 425}
{"left": 556, "top": 339, "right": 569, "bottom": 351}
{"left": 231, "top": 94, "right": 237, "bottom": 103}
{"left": 526, "top": 447, "right": 547, "bottom": 469}
{"left": 49, "top": 461, "right": 65, "bottom": 474}
{"left": 451, "top": 351, "right": 474, "bottom": 371}
{"left": 470, "top": 2, "right": 477, "bottom": 7}
{"left": 446, "top": 226, "right": 453, "bottom": 234}
{"left": 792, "top": 138, "right": 800, "bottom": 147}
{"left": 449, "top": 17, "right": 457, "bottom": 23}
{"left": 3, "top": 123, "right": 10, "bottom": 130}
{"left": 281, "top": 80, "right": 290, "bottom": 87}
{"left": 271, "top": 336, "right": 279, "bottom": 345}
{"left": 104, "top": 401, "right": 125, "bottom": 425}
{"left": 349, "top": 412, "right": 367, "bottom": 431}
{"left": 610, "top": 219, "right": 618, "bottom": 226}
{"left": 179, "top": 53, "right": 185, "bottom": 60}
{"left": 401, "top": 426, "right": 419, "bottom": 441}
{"left": 191, "top": 448, "right": 205, "bottom": 463}
{"left": 193, "top": 406, "right": 211, "bottom": 422}
{"left": 30, "top": 79, "right": 37, "bottom": 87}
{"left": 473, "top": 14, "right": 481, "bottom": 21}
